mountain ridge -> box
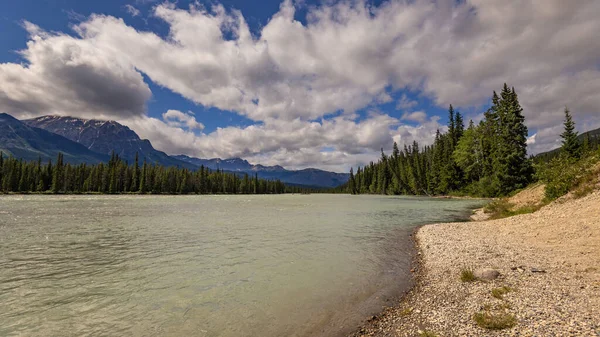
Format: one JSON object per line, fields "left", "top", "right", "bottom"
{"left": 174, "top": 154, "right": 349, "bottom": 188}
{"left": 1, "top": 113, "right": 349, "bottom": 187}
{"left": 25, "top": 115, "right": 196, "bottom": 169}
{"left": 0, "top": 113, "right": 109, "bottom": 164}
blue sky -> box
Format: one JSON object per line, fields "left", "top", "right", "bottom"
{"left": 0, "top": 0, "right": 448, "bottom": 134}
{"left": 1, "top": 0, "right": 599, "bottom": 172}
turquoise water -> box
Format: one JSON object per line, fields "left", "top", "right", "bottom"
{"left": 0, "top": 194, "right": 483, "bottom": 337}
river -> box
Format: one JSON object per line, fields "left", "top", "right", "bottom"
{"left": 0, "top": 194, "right": 483, "bottom": 337}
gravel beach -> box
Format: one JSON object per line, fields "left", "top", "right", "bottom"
{"left": 351, "top": 190, "right": 600, "bottom": 336}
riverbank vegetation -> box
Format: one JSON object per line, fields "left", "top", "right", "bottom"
{"left": 0, "top": 152, "right": 296, "bottom": 194}
{"left": 345, "top": 84, "right": 600, "bottom": 199}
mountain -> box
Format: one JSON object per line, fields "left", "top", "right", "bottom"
{"left": 25, "top": 116, "right": 195, "bottom": 169}
{"left": 10, "top": 114, "right": 348, "bottom": 187}
{"left": 174, "top": 155, "right": 349, "bottom": 188}
{"left": 534, "top": 127, "right": 600, "bottom": 162}
{"left": 0, "top": 113, "right": 108, "bottom": 164}
{"left": 173, "top": 155, "right": 286, "bottom": 172}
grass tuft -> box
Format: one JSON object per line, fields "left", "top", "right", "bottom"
{"left": 399, "top": 307, "right": 413, "bottom": 316}
{"left": 491, "top": 286, "right": 513, "bottom": 299}
{"left": 419, "top": 331, "right": 438, "bottom": 337}
{"left": 473, "top": 311, "right": 516, "bottom": 330}
{"left": 460, "top": 269, "right": 477, "bottom": 282}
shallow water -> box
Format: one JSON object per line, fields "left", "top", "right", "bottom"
{"left": 0, "top": 194, "right": 483, "bottom": 337}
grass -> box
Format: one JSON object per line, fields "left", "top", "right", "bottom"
{"left": 473, "top": 311, "right": 517, "bottom": 330}
{"left": 419, "top": 331, "right": 438, "bottom": 337}
{"left": 483, "top": 199, "right": 544, "bottom": 220}
{"left": 399, "top": 307, "right": 413, "bottom": 316}
{"left": 491, "top": 286, "right": 513, "bottom": 299}
{"left": 460, "top": 269, "right": 477, "bottom": 282}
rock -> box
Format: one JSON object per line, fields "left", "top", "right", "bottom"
{"left": 474, "top": 268, "right": 501, "bottom": 280}
{"left": 531, "top": 267, "right": 547, "bottom": 273}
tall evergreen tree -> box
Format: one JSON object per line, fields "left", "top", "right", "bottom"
{"left": 560, "top": 107, "right": 581, "bottom": 159}
{"left": 51, "top": 153, "right": 64, "bottom": 193}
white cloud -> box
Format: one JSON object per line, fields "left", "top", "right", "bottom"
{"left": 1, "top": 0, "right": 600, "bottom": 170}
{"left": 162, "top": 109, "right": 204, "bottom": 130}
{"left": 401, "top": 111, "right": 427, "bottom": 123}
{"left": 124, "top": 5, "right": 141, "bottom": 17}
{"left": 121, "top": 112, "right": 444, "bottom": 172}
{"left": 396, "top": 94, "right": 418, "bottom": 111}
{"left": 0, "top": 22, "right": 150, "bottom": 120}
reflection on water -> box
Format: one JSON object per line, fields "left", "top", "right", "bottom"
{"left": 0, "top": 195, "right": 483, "bottom": 337}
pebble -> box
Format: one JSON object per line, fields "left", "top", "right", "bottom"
{"left": 349, "top": 190, "right": 600, "bottom": 337}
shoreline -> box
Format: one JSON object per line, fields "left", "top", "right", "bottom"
{"left": 350, "top": 191, "right": 600, "bottom": 336}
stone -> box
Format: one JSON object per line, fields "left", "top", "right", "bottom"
{"left": 474, "top": 268, "right": 501, "bottom": 280}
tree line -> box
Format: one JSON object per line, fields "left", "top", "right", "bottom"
{"left": 0, "top": 152, "right": 297, "bottom": 194}
{"left": 346, "top": 84, "right": 535, "bottom": 197}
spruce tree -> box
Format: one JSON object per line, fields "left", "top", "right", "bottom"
{"left": 139, "top": 160, "right": 147, "bottom": 193}
{"left": 51, "top": 153, "right": 63, "bottom": 194}
{"left": 493, "top": 85, "right": 531, "bottom": 194}
{"left": 560, "top": 107, "right": 581, "bottom": 159}
{"left": 348, "top": 168, "right": 356, "bottom": 194}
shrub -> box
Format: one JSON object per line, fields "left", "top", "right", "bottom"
{"left": 536, "top": 153, "right": 598, "bottom": 201}
{"left": 491, "top": 286, "right": 513, "bottom": 299}
{"left": 473, "top": 311, "right": 516, "bottom": 330}
{"left": 461, "top": 269, "right": 477, "bottom": 282}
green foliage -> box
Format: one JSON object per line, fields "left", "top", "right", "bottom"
{"left": 537, "top": 154, "right": 579, "bottom": 200}
{"left": 419, "top": 331, "right": 438, "bottom": 337}
{"left": 345, "top": 84, "right": 532, "bottom": 198}
{"left": 537, "top": 152, "right": 599, "bottom": 201}
{"left": 483, "top": 199, "right": 543, "bottom": 220}
{"left": 560, "top": 107, "right": 582, "bottom": 159}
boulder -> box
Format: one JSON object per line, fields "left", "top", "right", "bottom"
{"left": 474, "top": 268, "right": 500, "bottom": 280}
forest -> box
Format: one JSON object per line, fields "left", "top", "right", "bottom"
{"left": 344, "top": 84, "right": 600, "bottom": 198}
{"left": 0, "top": 152, "right": 295, "bottom": 194}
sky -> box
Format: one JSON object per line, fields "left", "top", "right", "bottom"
{"left": 1, "top": 0, "right": 599, "bottom": 173}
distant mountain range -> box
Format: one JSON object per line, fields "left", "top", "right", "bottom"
{"left": 0, "top": 113, "right": 349, "bottom": 187}
{"left": 174, "top": 155, "right": 349, "bottom": 188}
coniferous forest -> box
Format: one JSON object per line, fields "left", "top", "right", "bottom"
{"left": 0, "top": 152, "right": 292, "bottom": 194}
{"left": 346, "top": 84, "right": 536, "bottom": 197}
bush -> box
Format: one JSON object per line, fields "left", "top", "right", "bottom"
{"left": 483, "top": 199, "right": 542, "bottom": 220}
{"left": 461, "top": 269, "right": 477, "bottom": 282}
{"left": 536, "top": 153, "right": 598, "bottom": 201}
{"left": 491, "top": 286, "right": 513, "bottom": 299}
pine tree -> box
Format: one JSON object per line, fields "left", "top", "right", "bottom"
{"left": 348, "top": 167, "right": 356, "bottom": 194}
{"left": 493, "top": 85, "right": 531, "bottom": 194}
{"left": 51, "top": 153, "right": 64, "bottom": 194}
{"left": 139, "top": 160, "right": 147, "bottom": 193}
{"left": 560, "top": 107, "right": 581, "bottom": 159}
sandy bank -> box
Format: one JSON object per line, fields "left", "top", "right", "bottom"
{"left": 352, "top": 190, "right": 600, "bottom": 336}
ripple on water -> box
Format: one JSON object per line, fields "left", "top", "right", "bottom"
{"left": 0, "top": 194, "right": 485, "bottom": 337}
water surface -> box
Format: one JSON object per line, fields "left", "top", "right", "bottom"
{"left": 0, "top": 194, "right": 483, "bottom": 337}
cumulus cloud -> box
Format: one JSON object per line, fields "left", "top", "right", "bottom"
{"left": 120, "top": 112, "right": 444, "bottom": 172}
{"left": 1, "top": 0, "right": 600, "bottom": 169}
{"left": 0, "top": 22, "right": 151, "bottom": 120}
{"left": 401, "top": 111, "right": 427, "bottom": 123}
{"left": 162, "top": 109, "right": 204, "bottom": 131}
